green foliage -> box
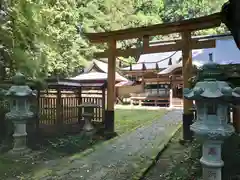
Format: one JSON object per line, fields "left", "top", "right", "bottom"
{"left": 0, "top": 0, "right": 228, "bottom": 80}
{"left": 0, "top": 89, "right": 8, "bottom": 113}
{"left": 189, "top": 64, "right": 240, "bottom": 88}
{"left": 161, "top": 0, "right": 228, "bottom": 35}
{"left": 161, "top": 0, "right": 224, "bottom": 21}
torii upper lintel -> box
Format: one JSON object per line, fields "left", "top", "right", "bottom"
{"left": 84, "top": 13, "right": 222, "bottom": 43}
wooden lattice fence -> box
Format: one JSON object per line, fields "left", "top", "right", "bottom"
{"left": 38, "top": 90, "right": 105, "bottom": 127}
{"left": 36, "top": 80, "right": 107, "bottom": 136}
{"left": 0, "top": 79, "right": 107, "bottom": 137}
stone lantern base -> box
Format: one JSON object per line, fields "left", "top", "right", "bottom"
{"left": 8, "top": 121, "right": 31, "bottom": 156}
{"left": 200, "top": 140, "right": 224, "bottom": 180}
{"left": 202, "top": 166, "right": 222, "bottom": 180}
{"left": 82, "top": 113, "right": 96, "bottom": 137}
{"left": 8, "top": 146, "right": 31, "bottom": 156}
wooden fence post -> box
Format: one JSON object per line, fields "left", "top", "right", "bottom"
{"left": 78, "top": 87, "right": 82, "bottom": 124}
{"left": 56, "top": 88, "right": 63, "bottom": 131}
{"left": 233, "top": 106, "right": 240, "bottom": 133}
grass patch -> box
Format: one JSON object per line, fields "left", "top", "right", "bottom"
{"left": 0, "top": 109, "right": 166, "bottom": 179}
{"left": 115, "top": 109, "right": 166, "bottom": 135}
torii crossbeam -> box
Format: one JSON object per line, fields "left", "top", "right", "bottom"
{"left": 84, "top": 13, "right": 222, "bottom": 140}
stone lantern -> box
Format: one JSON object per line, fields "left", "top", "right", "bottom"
{"left": 184, "top": 61, "right": 240, "bottom": 180}
{"left": 78, "top": 103, "right": 99, "bottom": 136}
{"left": 5, "top": 72, "right": 36, "bottom": 155}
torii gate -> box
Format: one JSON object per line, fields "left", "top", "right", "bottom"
{"left": 84, "top": 13, "right": 222, "bottom": 140}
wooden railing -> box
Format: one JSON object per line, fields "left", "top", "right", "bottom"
{"left": 130, "top": 92, "right": 169, "bottom": 106}
{"left": 172, "top": 98, "right": 183, "bottom": 107}
{"left": 129, "top": 89, "right": 184, "bottom": 107}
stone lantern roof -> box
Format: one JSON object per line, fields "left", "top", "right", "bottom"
{"left": 184, "top": 62, "right": 240, "bottom": 101}
{"left": 0, "top": 88, "right": 6, "bottom": 96}
{"left": 5, "top": 72, "right": 36, "bottom": 97}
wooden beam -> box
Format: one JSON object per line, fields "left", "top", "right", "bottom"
{"left": 182, "top": 31, "right": 194, "bottom": 141}
{"left": 106, "top": 39, "right": 116, "bottom": 134}
{"left": 85, "top": 13, "right": 221, "bottom": 43}
{"left": 233, "top": 106, "right": 240, "bottom": 133}
{"left": 143, "top": 35, "right": 149, "bottom": 50}
{"left": 182, "top": 31, "right": 193, "bottom": 113}
{"left": 107, "top": 39, "right": 116, "bottom": 110}
{"left": 122, "top": 69, "right": 166, "bottom": 75}
{"left": 94, "top": 39, "right": 216, "bottom": 58}
{"left": 144, "top": 78, "right": 170, "bottom": 83}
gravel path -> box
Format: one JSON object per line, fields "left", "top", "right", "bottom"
{"left": 23, "top": 110, "right": 182, "bottom": 180}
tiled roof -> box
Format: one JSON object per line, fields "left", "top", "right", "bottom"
{"left": 192, "top": 37, "right": 240, "bottom": 64}
{"left": 158, "top": 61, "right": 202, "bottom": 75}
{"left": 121, "top": 35, "right": 240, "bottom": 71}
{"left": 115, "top": 80, "right": 134, "bottom": 87}
{"left": 81, "top": 59, "right": 128, "bottom": 81}
{"left": 84, "top": 59, "right": 108, "bottom": 73}
{"left": 159, "top": 36, "right": 240, "bottom": 74}
{"left": 158, "top": 63, "right": 182, "bottom": 75}
{"left": 121, "top": 51, "right": 181, "bottom": 71}
{"left": 71, "top": 72, "right": 128, "bottom": 82}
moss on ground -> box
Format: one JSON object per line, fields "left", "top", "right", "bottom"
{"left": 143, "top": 128, "right": 240, "bottom": 180}
{"left": 142, "top": 128, "right": 201, "bottom": 180}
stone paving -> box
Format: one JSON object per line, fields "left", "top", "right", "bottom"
{"left": 24, "top": 110, "right": 182, "bottom": 180}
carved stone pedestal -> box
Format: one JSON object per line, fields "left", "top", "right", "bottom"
{"left": 8, "top": 122, "right": 30, "bottom": 155}
{"left": 82, "top": 113, "right": 96, "bottom": 136}
{"left": 79, "top": 103, "right": 99, "bottom": 137}
{"left": 200, "top": 140, "right": 224, "bottom": 180}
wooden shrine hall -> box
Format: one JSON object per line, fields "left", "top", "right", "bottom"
{"left": 120, "top": 53, "right": 184, "bottom": 107}
{"left": 84, "top": 13, "right": 223, "bottom": 140}
{"left": 120, "top": 34, "right": 238, "bottom": 107}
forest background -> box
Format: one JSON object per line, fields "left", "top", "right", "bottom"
{"left": 0, "top": 0, "right": 228, "bottom": 80}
